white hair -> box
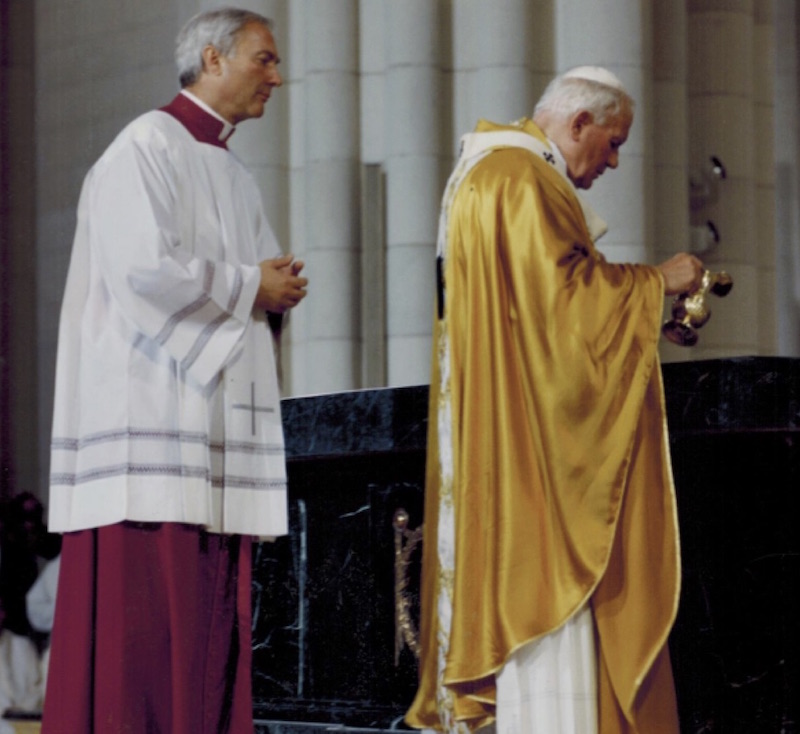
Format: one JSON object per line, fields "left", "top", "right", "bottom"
{"left": 175, "top": 7, "right": 273, "bottom": 88}
{"left": 533, "top": 66, "right": 633, "bottom": 126}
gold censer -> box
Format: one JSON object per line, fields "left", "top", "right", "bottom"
{"left": 662, "top": 270, "right": 733, "bottom": 347}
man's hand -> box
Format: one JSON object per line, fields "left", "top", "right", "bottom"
{"left": 255, "top": 254, "right": 308, "bottom": 313}
{"left": 657, "top": 253, "right": 704, "bottom": 296}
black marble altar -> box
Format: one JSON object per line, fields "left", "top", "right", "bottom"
{"left": 252, "top": 357, "right": 800, "bottom": 734}
{"left": 662, "top": 357, "right": 799, "bottom": 734}
{"left": 252, "top": 387, "right": 428, "bottom": 732}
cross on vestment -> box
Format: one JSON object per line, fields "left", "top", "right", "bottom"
{"left": 233, "top": 382, "right": 274, "bottom": 435}
{"left": 542, "top": 151, "right": 555, "bottom": 165}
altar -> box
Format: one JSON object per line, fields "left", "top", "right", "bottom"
{"left": 251, "top": 357, "right": 800, "bottom": 733}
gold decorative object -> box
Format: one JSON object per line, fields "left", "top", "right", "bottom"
{"left": 393, "top": 508, "right": 423, "bottom": 664}
{"left": 662, "top": 269, "right": 733, "bottom": 347}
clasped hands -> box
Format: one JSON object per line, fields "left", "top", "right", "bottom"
{"left": 255, "top": 254, "right": 308, "bottom": 313}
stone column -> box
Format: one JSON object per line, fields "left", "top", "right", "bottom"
{"left": 686, "top": 0, "right": 759, "bottom": 356}
{"left": 294, "top": 0, "right": 361, "bottom": 393}
{"left": 773, "top": 0, "right": 800, "bottom": 356}
{"left": 652, "top": 0, "right": 693, "bottom": 365}
{"left": 554, "top": 0, "right": 653, "bottom": 266}
{"left": 358, "top": 1, "right": 388, "bottom": 388}
{"left": 452, "top": 0, "right": 554, "bottom": 134}
{"left": 383, "top": 1, "right": 446, "bottom": 386}
{"left": 652, "top": 0, "right": 690, "bottom": 266}
{"left": 753, "top": 2, "right": 776, "bottom": 353}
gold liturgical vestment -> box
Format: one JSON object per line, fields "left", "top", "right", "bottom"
{"left": 405, "top": 119, "right": 681, "bottom": 733}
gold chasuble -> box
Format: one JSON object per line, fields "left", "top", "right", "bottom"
{"left": 405, "top": 119, "right": 681, "bottom": 733}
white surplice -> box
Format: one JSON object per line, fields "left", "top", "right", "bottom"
{"left": 49, "top": 108, "right": 288, "bottom": 537}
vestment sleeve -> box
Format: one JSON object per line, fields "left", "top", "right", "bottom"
{"left": 84, "top": 125, "right": 261, "bottom": 388}
{"left": 495, "top": 155, "right": 664, "bottom": 361}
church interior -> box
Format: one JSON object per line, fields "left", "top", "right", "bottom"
{"left": 1, "top": 1, "right": 799, "bottom": 732}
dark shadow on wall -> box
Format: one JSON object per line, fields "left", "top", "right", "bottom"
{"left": 0, "top": 0, "right": 38, "bottom": 502}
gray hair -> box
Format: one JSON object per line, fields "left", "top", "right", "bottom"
{"left": 175, "top": 7, "right": 273, "bottom": 88}
{"left": 533, "top": 66, "right": 634, "bottom": 126}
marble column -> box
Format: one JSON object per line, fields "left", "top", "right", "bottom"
{"left": 554, "top": 0, "right": 653, "bottom": 266}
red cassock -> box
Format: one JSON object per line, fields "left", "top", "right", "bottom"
{"left": 42, "top": 523, "right": 253, "bottom": 734}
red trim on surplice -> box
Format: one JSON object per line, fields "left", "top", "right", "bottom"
{"left": 41, "top": 523, "right": 253, "bottom": 734}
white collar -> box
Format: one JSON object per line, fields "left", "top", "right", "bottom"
{"left": 457, "top": 127, "right": 608, "bottom": 241}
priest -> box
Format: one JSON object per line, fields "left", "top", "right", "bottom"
{"left": 42, "top": 8, "right": 307, "bottom": 733}
{"left": 405, "top": 67, "right": 703, "bottom": 734}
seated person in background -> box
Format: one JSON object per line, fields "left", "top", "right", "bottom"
{"left": 0, "top": 493, "right": 62, "bottom": 640}
{"left": 0, "top": 600, "right": 44, "bottom": 721}
{"left": 26, "top": 556, "right": 60, "bottom": 695}
{"left": 0, "top": 494, "right": 58, "bottom": 723}
{"left": 25, "top": 557, "right": 60, "bottom": 639}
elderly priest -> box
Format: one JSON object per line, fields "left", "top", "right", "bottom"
{"left": 406, "top": 67, "right": 704, "bottom": 734}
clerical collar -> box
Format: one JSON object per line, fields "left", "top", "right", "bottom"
{"left": 160, "top": 90, "right": 236, "bottom": 149}
{"left": 545, "top": 136, "right": 567, "bottom": 171}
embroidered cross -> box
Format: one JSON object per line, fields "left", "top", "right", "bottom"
{"left": 543, "top": 151, "right": 555, "bottom": 165}
{"left": 233, "top": 382, "right": 274, "bottom": 435}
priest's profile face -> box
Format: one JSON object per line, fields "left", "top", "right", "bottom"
{"left": 216, "top": 21, "right": 283, "bottom": 125}
{"left": 567, "top": 108, "right": 632, "bottom": 190}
